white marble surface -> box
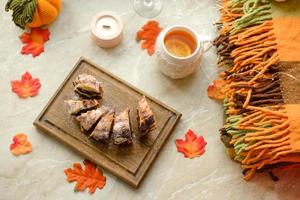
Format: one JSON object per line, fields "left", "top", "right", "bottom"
{"left": 1, "top": 0, "right": 300, "bottom": 199}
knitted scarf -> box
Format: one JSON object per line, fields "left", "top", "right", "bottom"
{"left": 214, "top": 0, "right": 300, "bottom": 180}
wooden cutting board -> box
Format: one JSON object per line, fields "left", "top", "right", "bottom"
{"left": 34, "top": 57, "right": 181, "bottom": 188}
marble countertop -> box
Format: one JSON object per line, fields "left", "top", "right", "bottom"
{"left": 1, "top": 0, "right": 300, "bottom": 199}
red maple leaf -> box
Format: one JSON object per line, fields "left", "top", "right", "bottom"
{"left": 11, "top": 71, "right": 41, "bottom": 98}
{"left": 175, "top": 130, "right": 207, "bottom": 159}
{"left": 207, "top": 79, "right": 226, "bottom": 100}
{"left": 64, "top": 159, "right": 106, "bottom": 193}
{"left": 19, "top": 28, "right": 50, "bottom": 57}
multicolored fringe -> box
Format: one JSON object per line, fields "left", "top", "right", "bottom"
{"left": 214, "top": 0, "right": 300, "bottom": 180}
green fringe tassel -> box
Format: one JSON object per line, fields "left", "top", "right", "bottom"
{"left": 228, "top": 0, "right": 272, "bottom": 32}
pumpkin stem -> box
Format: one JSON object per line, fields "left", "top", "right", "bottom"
{"left": 5, "top": 0, "right": 37, "bottom": 29}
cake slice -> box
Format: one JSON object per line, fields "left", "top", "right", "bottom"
{"left": 64, "top": 99, "right": 99, "bottom": 115}
{"left": 75, "top": 107, "right": 108, "bottom": 131}
{"left": 112, "top": 108, "right": 133, "bottom": 145}
{"left": 73, "top": 73, "right": 104, "bottom": 99}
{"left": 90, "top": 110, "right": 115, "bottom": 142}
{"left": 137, "top": 96, "right": 156, "bottom": 137}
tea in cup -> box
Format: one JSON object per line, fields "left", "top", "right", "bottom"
{"left": 164, "top": 29, "right": 197, "bottom": 58}
{"left": 156, "top": 25, "right": 211, "bottom": 79}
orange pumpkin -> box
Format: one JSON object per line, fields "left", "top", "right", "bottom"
{"left": 5, "top": 0, "right": 61, "bottom": 29}
{"left": 28, "top": 0, "right": 61, "bottom": 28}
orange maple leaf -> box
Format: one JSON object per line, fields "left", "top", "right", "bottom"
{"left": 11, "top": 71, "right": 41, "bottom": 98}
{"left": 20, "top": 28, "right": 50, "bottom": 57}
{"left": 207, "top": 79, "right": 226, "bottom": 100}
{"left": 10, "top": 133, "right": 32, "bottom": 156}
{"left": 175, "top": 130, "right": 207, "bottom": 159}
{"left": 64, "top": 159, "right": 106, "bottom": 193}
{"left": 136, "top": 20, "right": 162, "bottom": 56}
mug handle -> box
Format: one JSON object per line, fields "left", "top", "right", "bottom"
{"left": 198, "top": 34, "right": 212, "bottom": 53}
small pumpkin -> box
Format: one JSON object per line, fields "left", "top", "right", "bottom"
{"left": 5, "top": 0, "right": 61, "bottom": 29}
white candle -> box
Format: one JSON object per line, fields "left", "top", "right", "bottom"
{"left": 96, "top": 16, "right": 118, "bottom": 38}
{"left": 91, "top": 11, "right": 123, "bottom": 48}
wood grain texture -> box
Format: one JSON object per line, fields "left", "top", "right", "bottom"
{"left": 33, "top": 57, "right": 181, "bottom": 187}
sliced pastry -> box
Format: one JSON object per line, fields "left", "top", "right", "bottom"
{"left": 90, "top": 110, "right": 115, "bottom": 142}
{"left": 137, "top": 96, "right": 156, "bottom": 137}
{"left": 64, "top": 99, "right": 99, "bottom": 115}
{"left": 73, "top": 73, "right": 104, "bottom": 99}
{"left": 75, "top": 106, "right": 108, "bottom": 131}
{"left": 112, "top": 108, "right": 133, "bottom": 145}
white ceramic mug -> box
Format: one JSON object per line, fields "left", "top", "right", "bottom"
{"left": 156, "top": 25, "right": 211, "bottom": 79}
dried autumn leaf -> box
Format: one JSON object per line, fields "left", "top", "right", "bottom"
{"left": 207, "top": 79, "right": 226, "bottom": 100}
{"left": 10, "top": 133, "right": 32, "bottom": 156}
{"left": 175, "top": 129, "right": 207, "bottom": 159}
{"left": 11, "top": 71, "right": 41, "bottom": 98}
{"left": 64, "top": 159, "right": 106, "bottom": 193}
{"left": 20, "top": 28, "right": 50, "bottom": 57}
{"left": 136, "top": 20, "right": 162, "bottom": 56}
